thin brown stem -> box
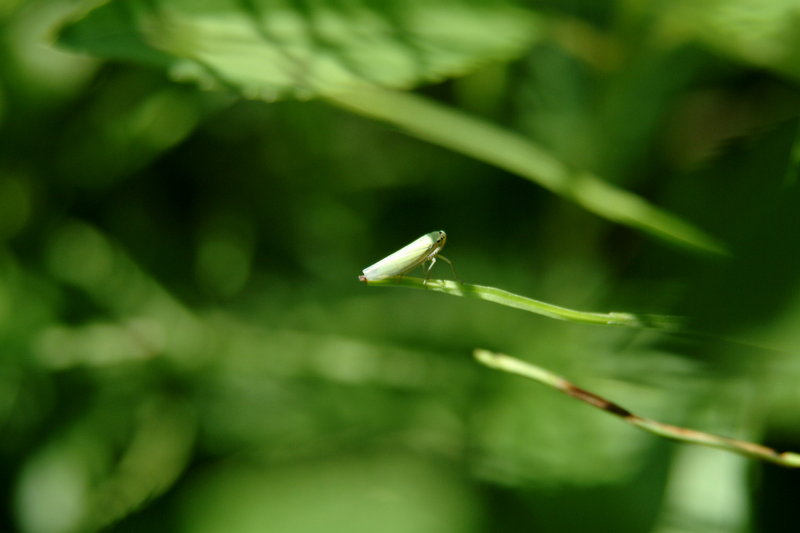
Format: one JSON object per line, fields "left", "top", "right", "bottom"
{"left": 474, "top": 349, "right": 800, "bottom": 468}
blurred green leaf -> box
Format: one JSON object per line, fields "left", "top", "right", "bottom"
{"left": 787, "top": 119, "right": 800, "bottom": 185}
{"left": 53, "top": 75, "right": 224, "bottom": 187}
{"left": 331, "top": 88, "right": 727, "bottom": 254}
{"left": 54, "top": 1, "right": 727, "bottom": 253}
{"left": 56, "top": 0, "right": 541, "bottom": 99}
{"left": 661, "top": 0, "right": 800, "bottom": 80}
{"left": 14, "top": 398, "right": 195, "bottom": 533}
{"left": 180, "top": 454, "right": 480, "bottom": 533}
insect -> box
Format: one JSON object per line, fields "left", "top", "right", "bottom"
{"left": 359, "top": 230, "right": 457, "bottom": 282}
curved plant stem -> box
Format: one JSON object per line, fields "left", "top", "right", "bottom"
{"left": 364, "top": 276, "right": 682, "bottom": 331}
{"left": 474, "top": 349, "right": 800, "bottom": 468}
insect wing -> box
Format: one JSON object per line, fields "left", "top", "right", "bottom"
{"left": 361, "top": 233, "right": 438, "bottom": 281}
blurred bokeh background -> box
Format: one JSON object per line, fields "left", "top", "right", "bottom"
{"left": 2, "top": 0, "right": 800, "bottom": 532}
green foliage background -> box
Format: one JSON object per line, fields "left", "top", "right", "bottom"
{"left": 2, "top": 0, "right": 800, "bottom": 532}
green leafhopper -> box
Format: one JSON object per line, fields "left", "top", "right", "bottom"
{"left": 359, "top": 230, "right": 456, "bottom": 282}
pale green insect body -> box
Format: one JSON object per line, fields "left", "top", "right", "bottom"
{"left": 359, "top": 230, "right": 450, "bottom": 282}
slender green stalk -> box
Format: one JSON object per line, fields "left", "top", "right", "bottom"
{"left": 474, "top": 349, "right": 800, "bottom": 468}
{"left": 365, "top": 276, "right": 682, "bottom": 331}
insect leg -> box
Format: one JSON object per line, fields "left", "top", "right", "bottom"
{"left": 437, "top": 254, "right": 460, "bottom": 283}
{"left": 422, "top": 256, "right": 437, "bottom": 285}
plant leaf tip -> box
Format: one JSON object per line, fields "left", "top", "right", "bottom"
{"left": 473, "top": 348, "right": 497, "bottom": 366}
{"left": 781, "top": 452, "right": 800, "bottom": 468}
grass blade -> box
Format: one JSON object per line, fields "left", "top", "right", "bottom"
{"left": 364, "top": 277, "right": 682, "bottom": 330}
{"left": 330, "top": 88, "right": 727, "bottom": 255}
{"left": 474, "top": 349, "right": 800, "bottom": 468}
